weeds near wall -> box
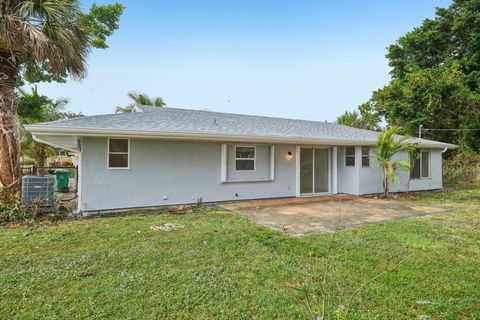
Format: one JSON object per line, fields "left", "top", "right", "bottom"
{"left": 0, "top": 186, "right": 26, "bottom": 222}
{"left": 0, "top": 190, "right": 65, "bottom": 224}
{"left": 195, "top": 197, "right": 204, "bottom": 210}
{"left": 443, "top": 153, "right": 480, "bottom": 187}
{"left": 0, "top": 205, "right": 32, "bottom": 223}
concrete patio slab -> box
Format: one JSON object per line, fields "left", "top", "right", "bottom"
{"left": 218, "top": 195, "right": 449, "bottom": 235}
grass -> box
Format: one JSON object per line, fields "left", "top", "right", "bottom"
{"left": 1, "top": 187, "right": 479, "bottom": 319}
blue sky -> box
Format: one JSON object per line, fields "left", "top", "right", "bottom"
{"left": 35, "top": 0, "right": 451, "bottom": 121}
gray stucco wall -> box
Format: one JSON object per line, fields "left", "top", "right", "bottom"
{"left": 347, "top": 147, "right": 443, "bottom": 195}
{"left": 79, "top": 138, "right": 444, "bottom": 212}
{"left": 79, "top": 138, "right": 296, "bottom": 212}
{"left": 336, "top": 146, "right": 360, "bottom": 195}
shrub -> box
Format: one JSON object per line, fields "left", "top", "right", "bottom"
{"left": 443, "top": 153, "right": 480, "bottom": 187}
{"left": 0, "top": 186, "right": 18, "bottom": 206}
{"left": 0, "top": 188, "right": 66, "bottom": 224}
{"left": 0, "top": 205, "right": 34, "bottom": 223}
{"left": 0, "top": 203, "right": 68, "bottom": 224}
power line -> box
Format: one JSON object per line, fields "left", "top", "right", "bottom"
{"left": 417, "top": 128, "right": 480, "bottom": 131}
{"left": 418, "top": 124, "right": 480, "bottom": 138}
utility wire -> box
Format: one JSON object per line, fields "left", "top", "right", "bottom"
{"left": 416, "top": 128, "right": 480, "bottom": 131}
{"left": 417, "top": 125, "right": 480, "bottom": 138}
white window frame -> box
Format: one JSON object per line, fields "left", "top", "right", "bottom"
{"left": 107, "top": 138, "right": 130, "bottom": 169}
{"left": 234, "top": 145, "right": 256, "bottom": 172}
{"left": 345, "top": 146, "right": 356, "bottom": 167}
{"left": 410, "top": 149, "right": 430, "bottom": 179}
{"left": 361, "top": 146, "right": 370, "bottom": 168}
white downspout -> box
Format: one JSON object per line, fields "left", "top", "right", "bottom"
{"left": 440, "top": 146, "right": 448, "bottom": 190}
{"left": 76, "top": 138, "right": 83, "bottom": 214}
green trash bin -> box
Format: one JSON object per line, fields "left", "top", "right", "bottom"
{"left": 54, "top": 169, "right": 70, "bottom": 192}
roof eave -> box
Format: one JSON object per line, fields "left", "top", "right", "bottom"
{"left": 24, "top": 125, "right": 457, "bottom": 149}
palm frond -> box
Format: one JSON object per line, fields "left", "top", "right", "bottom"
{"left": 374, "top": 126, "right": 418, "bottom": 196}
{"left": 153, "top": 97, "right": 165, "bottom": 107}
{"left": 0, "top": 0, "right": 91, "bottom": 79}
{"left": 116, "top": 91, "right": 166, "bottom": 112}
{"left": 115, "top": 106, "right": 134, "bottom": 113}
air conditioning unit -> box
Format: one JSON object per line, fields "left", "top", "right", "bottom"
{"left": 22, "top": 175, "right": 57, "bottom": 211}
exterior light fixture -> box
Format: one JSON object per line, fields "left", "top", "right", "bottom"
{"left": 286, "top": 151, "right": 293, "bottom": 160}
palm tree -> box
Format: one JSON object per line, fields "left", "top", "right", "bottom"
{"left": 337, "top": 111, "right": 364, "bottom": 128}
{"left": 373, "top": 127, "right": 417, "bottom": 198}
{"left": 116, "top": 92, "right": 166, "bottom": 113}
{"left": 337, "top": 109, "right": 380, "bottom": 131}
{"left": 17, "top": 87, "right": 71, "bottom": 167}
{"left": 0, "top": 0, "right": 90, "bottom": 197}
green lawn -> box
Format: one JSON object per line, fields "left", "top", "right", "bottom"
{"left": 1, "top": 187, "right": 479, "bottom": 319}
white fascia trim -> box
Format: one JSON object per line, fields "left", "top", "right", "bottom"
{"left": 31, "top": 134, "right": 79, "bottom": 153}
{"left": 25, "top": 126, "right": 458, "bottom": 149}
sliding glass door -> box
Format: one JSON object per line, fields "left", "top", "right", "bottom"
{"left": 300, "top": 147, "right": 330, "bottom": 195}
{"left": 300, "top": 148, "right": 314, "bottom": 194}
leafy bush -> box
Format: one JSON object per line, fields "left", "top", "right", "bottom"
{"left": 0, "top": 188, "right": 34, "bottom": 223}
{"left": 0, "top": 189, "right": 65, "bottom": 224}
{"left": 0, "top": 205, "right": 34, "bottom": 223}
{"left": 0, "top": 203, "right": 67, "bottom": 224}
{"left": 444, "top": 153, "right": 480, "bottom": 186}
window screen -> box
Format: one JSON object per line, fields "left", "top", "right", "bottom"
{"left": 421, "top": 151, "right": 430, "bottom": 178}
{"left": 235, "top": 146, "right": 255, "bottom": 171}
{"left": 361, "top": 147, "right": 370, "bottom": 167}
{"left": 410, "top": 150, "right": 430, "bottom": 179}
{"left": 345, "top": 146, "right": 355, "bottom": 166}
{"left": 108, "top": 139, "right": 129, "bottom": 168}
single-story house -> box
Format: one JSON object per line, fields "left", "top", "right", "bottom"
{"left": 25, "top": 106, "right": 457, "bottom": 214}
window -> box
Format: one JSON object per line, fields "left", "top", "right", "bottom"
{"left": 421, "top": 151, "right": 430, "bottom": 178}
{"left": 235, "top": 146, "right": 255, "bottom": 171}
{"left": 410, "top": 149, "right": 430, "bottom": 179}
{"left": 345, "top": 146, "right": 355, "bottom": 166}
{"left": 108, "top": 138, "right": 129, "bottom": 169}
{"left": 361, "top": 146, "right": 370, "bottom": 167}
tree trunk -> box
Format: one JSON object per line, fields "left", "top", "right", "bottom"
{"left": 382, "top": 168, "right": 389, "bottom": 198}
{"left": 385, "top": 177, "right": 389, "bottom": 198}
{"left": 35, "top": 147, "right": 46, "bottom": 168}
{"left": 35, "top": 147, "right": 49, "bottom": 175}
{"left": 0, "top": 50, "right": 21, "bottom": 202}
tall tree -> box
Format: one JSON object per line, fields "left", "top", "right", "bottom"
{"left": 0, "top": 0, "right": 123, "bottom": 198}
{"left": 373, "top": 127, "right": 416, "bottom": 198}
{"left": 372, "top": 63, "right": 480, "bottom": 149}
{"left": 116, "top": 92, "right": 166, "bottom": 113}
{"left": 352, "top": 0, "right": 480, "bottom": 151}
{"left": 17, "top": 87, "right": 81, "bottom": 167}
{"left": 386, "top": 0, "right": 480, "bottom": 84}
{"left": 337, "top": 102, "right": 381, "bottom": 131}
